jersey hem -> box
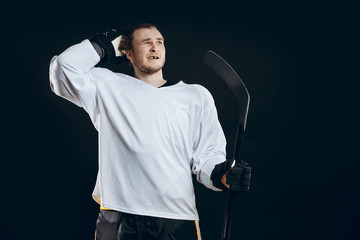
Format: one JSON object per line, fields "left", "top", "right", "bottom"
{"left": 100, "top": 202, "right": 200, "bottom": 221}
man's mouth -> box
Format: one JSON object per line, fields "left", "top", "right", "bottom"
{"left": 148, "top": 56, "right": 160, "bottom": 60}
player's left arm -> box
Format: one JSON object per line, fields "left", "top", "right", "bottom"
{"left": 191, "top": 86, "right": 252, "bottom": 192}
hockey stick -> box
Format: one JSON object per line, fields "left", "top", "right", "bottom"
{"left": 203, "top": 50, "right": 250, "bottom": 240}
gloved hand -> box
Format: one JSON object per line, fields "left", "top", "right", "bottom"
{"left": 225, "top": 160, "right": 251, "bottom": 192}
{"left": 89, "top": 29, "right": 129, "bottom": 67}
{"left": 211, "top": 159, "right": 251, "bottom": 192}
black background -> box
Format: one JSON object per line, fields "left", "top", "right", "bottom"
{"left": 1, "top": 1, "right": 358, "bottom": 240}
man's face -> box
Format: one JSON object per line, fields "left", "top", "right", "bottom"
{"left": 127, "top": 27, "right": 166, "bottom": 75}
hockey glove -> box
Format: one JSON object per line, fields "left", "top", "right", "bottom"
{"left": 211, "top": 160, "right": 251, "bottom": 192}
{"left": 226, "top": 160, "right": 251, "bottom": 192}
{"left": 89, "top": 29, "right": 129, "bottom": 67}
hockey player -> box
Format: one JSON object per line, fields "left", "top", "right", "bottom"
{"left": 49, "top": 23, "right": 251, "bottom": 240}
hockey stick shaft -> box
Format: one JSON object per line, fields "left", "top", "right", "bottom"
{"left": 222, "top": 191, "right": 236, "bottom": 240}
{"left": 221, "top": 125, "right": 244, "bottom": 240}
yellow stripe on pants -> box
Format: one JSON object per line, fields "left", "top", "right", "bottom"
{"left": 195, "top": 220, "right": 202, "bottom": 240}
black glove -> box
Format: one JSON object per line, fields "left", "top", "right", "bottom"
{"left": 226, "top": 160, "right": 251, "bottom": 192}
{"left": 89, "top": 29, "right": 129, "bottom": 67}
{"left": 211, "top": 159, "right": 251, "bottom": 192}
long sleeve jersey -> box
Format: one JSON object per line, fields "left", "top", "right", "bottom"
{"left": 49, "top": 39, "right": 227, "bottom": 220}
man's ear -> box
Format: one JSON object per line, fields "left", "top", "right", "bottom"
{"left": 126, "top": 49, "right": 133, "bottom": 62}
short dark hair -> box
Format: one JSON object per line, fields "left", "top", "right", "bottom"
{"left": 119, "top": 23, "right": 159, "bottom": 52}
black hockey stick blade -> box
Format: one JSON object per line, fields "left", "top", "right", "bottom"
{"left": 203, "top": 50, "right": 250, "bottom": 133}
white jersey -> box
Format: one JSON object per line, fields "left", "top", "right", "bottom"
{"left": 49, "top": 39, "right": 227, "bottom": 220}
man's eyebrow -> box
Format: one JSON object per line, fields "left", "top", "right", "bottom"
{"left": 141, "top": 37, "right": 165, "bottom": 42}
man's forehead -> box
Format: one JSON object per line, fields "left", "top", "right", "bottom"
{"left": 133, "top": 27, "right": 164, "bottom": 41}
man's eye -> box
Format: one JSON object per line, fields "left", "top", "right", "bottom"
{"left": 157, "top": 41, "right": 163, "bottom": 44}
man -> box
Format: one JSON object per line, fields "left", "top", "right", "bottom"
{"left": 49, "top": 23, "right": 251, "bottom": 240}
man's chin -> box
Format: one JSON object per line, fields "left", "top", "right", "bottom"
{"left": 142, "top": 64, "right": 164, "bottom": 74}
{"left": 133, "top": 60, "right": 165, "bottom": 74}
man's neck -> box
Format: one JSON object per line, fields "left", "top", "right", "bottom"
{"left": 134, "top": 70, "right": 166, "bottom": 88}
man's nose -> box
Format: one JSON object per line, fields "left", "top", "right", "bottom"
{"left": 150, "top": 43, "right": 158, "bottom": 52}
